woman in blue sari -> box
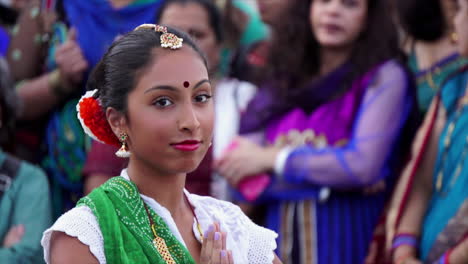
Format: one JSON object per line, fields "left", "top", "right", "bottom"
{"left": 381, "top": 0, "right": 468, "bottom": 263}
{"left": 397, "top": 0, "right": 468, "bottom": 114}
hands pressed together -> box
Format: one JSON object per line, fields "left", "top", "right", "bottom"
{"left": 200, "top": 222, "right": 233, "bottom": 264}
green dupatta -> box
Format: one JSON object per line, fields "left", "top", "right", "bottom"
{"left": 77, "top": 176, "right": 195, "bottom": 264}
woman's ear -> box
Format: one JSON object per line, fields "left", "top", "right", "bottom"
{"left": 106, "top": 107, "right": 127, "bottom": 137}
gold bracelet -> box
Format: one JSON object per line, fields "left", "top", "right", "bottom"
{"left": 48, "top": 69, "right": 67, "bottom": 97}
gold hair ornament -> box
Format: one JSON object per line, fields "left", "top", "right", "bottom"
{"left": 134, "top": 24, "right": 183, "bottom": 49}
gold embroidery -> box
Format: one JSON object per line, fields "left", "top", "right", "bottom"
{"left": 273, "top": 129, "right": 345, "bottom": 149}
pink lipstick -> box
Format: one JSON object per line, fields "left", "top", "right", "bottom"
{"left": 171, "top": 140, "right": 201, "bottom": 151}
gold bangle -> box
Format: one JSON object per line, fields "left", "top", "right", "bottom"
{"left": 48, "top": 69, "right": 67, "bottom": 97}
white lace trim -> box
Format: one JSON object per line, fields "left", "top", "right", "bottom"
{"left": 41, "top": 206, "right": 106, "bottom": 264}
{"left": 191, "top": 193, "right": 278, "bottom": 263}
{"left": 42, "top": 169, "right": 278, "bottom": 264}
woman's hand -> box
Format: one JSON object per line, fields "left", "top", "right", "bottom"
{"left": 392, "top": 246, "right": 421, "bottom": 264}
{"left": 200, "top": 223, "right": 233, "bottom": 264}
{"left": 54, "top": 27, "right": 88, "bottom": 92}
{"left": 214, "top": 137, "right": 280, "bottom": 187}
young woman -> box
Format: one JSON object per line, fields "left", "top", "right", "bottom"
{"left": 378, "top": 0, "right": 468, "bottom": 263}
{"left": 215, "top": 0, "right": 415, "bottom": 263}
{"left": 83, "top": 0, "right": 260, "bottom": 202}
{"left": 41, "top": 25, "right": 280, "bottom": 264}
{"left": 82, "top": 0, "right": 225, "bottom": 196}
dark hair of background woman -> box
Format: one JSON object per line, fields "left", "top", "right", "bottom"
{"left": 253, "top": 0, "right": 419, "bottom": 172}
{"left": 265, "top": 0, "right": 402, "bottom": 113}
{"left": 397, "top": 0, "right": 446, "bottom": 42}
{"left": 87, "top": 26, "right": 207, "bottom": 116}
{"left": 155, "top": 0, "right": 224, "bottom": 44}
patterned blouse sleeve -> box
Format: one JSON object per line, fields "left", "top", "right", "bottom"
{"left": 278, "top": 61, "right": 412, "bottom": 188}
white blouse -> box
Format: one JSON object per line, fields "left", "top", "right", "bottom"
{"left": 41, "top": 170, "right": 277, "bottom": 264}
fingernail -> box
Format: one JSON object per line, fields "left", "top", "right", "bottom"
{"left": 221, "top": 250, "right": 227, "bottom": 258}
{"left": 204, "top": 225, "right": 214, "bottom": 237}
{"left": 214, "top": 232, "right": 221, "bottom": 241}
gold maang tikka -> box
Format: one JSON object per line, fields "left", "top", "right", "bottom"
{"left": 134, "top": 24, "right": 183, "bottom": 49}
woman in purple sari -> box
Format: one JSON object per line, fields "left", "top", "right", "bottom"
{"left": 215, "top": 0, "right": 417, "bottom": 263}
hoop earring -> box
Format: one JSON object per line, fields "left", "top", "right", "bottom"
{"left": 115, "top": 132, "right": 131, "bottom": 158}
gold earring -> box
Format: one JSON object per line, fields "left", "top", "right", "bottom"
{"left": 115, "top": 132, "right": 131, "bottom": 158}
{"left": 451, "top": 31, "right": 459, "bottom": 44}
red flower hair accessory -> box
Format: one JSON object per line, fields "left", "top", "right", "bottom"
{"left": 76, "top": 89, "right": 120, "bottom": 147}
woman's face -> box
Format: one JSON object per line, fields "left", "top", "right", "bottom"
{"left": 160, "top": 3, "right": 220, "bottom": 74}
{"left": 118, "top": 47, "right": 213, "bottom": 175}
{"left": 454, "top": 0, "right": 468, "bottom": 56}
{"left": 310, "top": 0, "right": 367, "bottom": 49}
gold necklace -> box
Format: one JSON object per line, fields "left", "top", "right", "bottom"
{"left": 142, "top": 194, "right": 204, "bottom": 243}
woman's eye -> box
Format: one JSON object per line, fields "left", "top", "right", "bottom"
{"left": 195, "top": 94, "right": 212, "bottom": 103}
{"left": 154, "top": 97, "right": 173, "bottom": 107}
{"left": 189, "top": 30, "right": 205, "bottom": 40}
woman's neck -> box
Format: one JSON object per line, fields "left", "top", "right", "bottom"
{"left": 319, "top": 46, "right": 352, "bottom": 76}
{"left": 415, "top": 36, "right": 458, "bottom": 69}
{"left": 126, "top": 157, "right": 187, "bottom": 218}
{"left": 108, "top": 0, "right": 135, "bottom": 9}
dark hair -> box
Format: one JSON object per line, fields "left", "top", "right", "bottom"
{"left": 155, "top": 0, "right": 224, "bottom": 44}
{"left": 397, "top": 0, "right": 446, "bottom": 42}
{"left": 266, "top": 0, "right": 401, "bottom": 111}
{"left": 87, "top": 26, "right": 207, "bottom": 114}
{"left": 0, "top": 59, "right": 18, "bottom": 146}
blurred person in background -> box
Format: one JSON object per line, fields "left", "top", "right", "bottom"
{"left": 227, "top": 0, "right": 289, "bottom": 86}
{"left": 0, "top": 58, "right": 51, "bottom": 263}
{"left": 217, "top": 0, "right": 268, "bottom": 78}
{"left": 367, "top": 0, "right": 468, "bottom": 263}
{"left": 0, "top": 0, "right": 32, "bottom": 57}
{"left": 6, "top": 0, "right": 164, "bottom": 219}
{"left": 397, "top": 0, "right": 468, "bottom": 115}
{"left": 215, "top": 0, "right": 417, "bottom": 263}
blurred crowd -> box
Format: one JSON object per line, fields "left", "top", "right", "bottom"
{"left": 0, "top": 0, "right": 468, "bottom": 263}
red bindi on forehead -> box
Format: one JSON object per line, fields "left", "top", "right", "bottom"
{"left": 183, "top": 81, "right": 190, "bottom": 88}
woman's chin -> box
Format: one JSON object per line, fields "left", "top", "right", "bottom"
{"left": 173, "top": 159, "right": 203, "bottom": 174}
